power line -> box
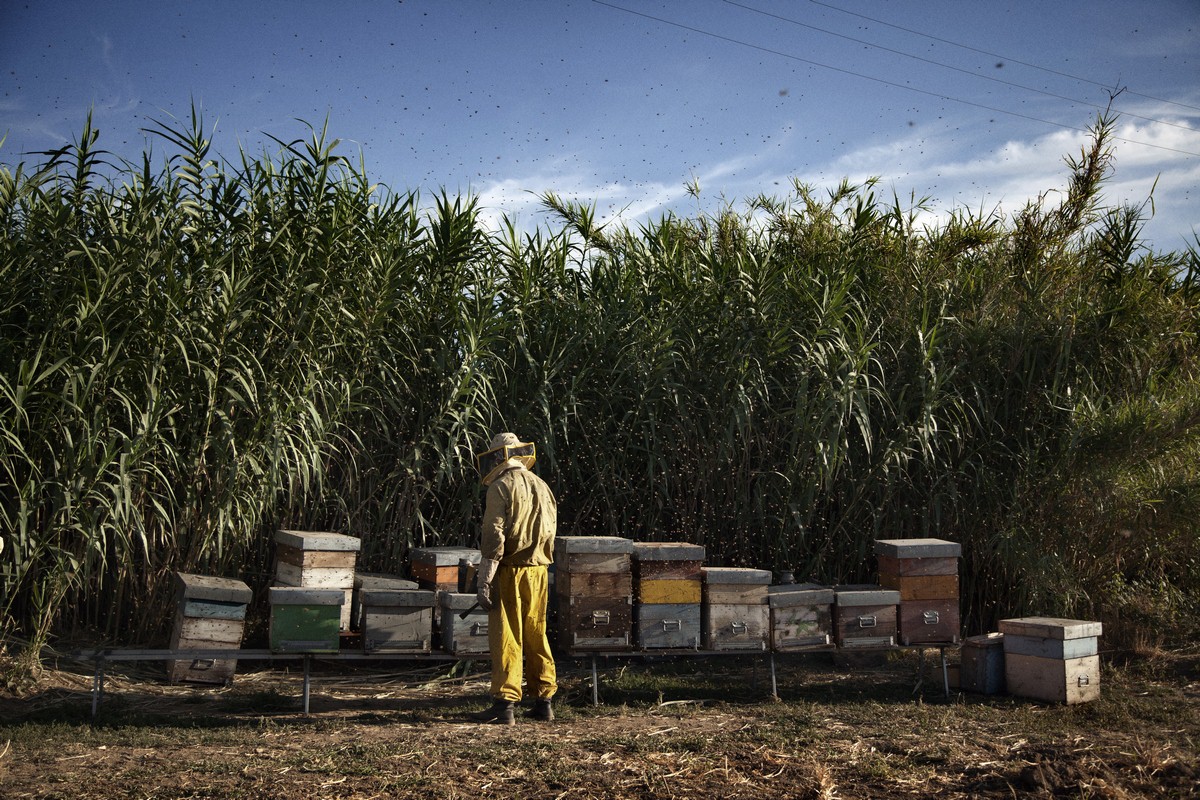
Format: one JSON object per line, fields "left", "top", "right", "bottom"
{"left": 801, "top": 0, "right": 1200, "bottom": 115}
{"left": 723, "top": 0, "right": 1199, "bottom": 134}
{"left": 588, "top": 0, "right": 1200, "bottom": 159}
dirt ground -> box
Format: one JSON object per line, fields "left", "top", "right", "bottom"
{"left": 2, "top": 648, "right": 1198, "bottom": 799}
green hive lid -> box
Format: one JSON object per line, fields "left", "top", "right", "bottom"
{"left": 275, "top": 529, "right": 362, "bottom": 551}
{"left": 702, "top": 567, "right": 773, "bottom": 585}
{"left": 873, "top": 538, "right": 961, "bottom": 558}
{"left": 268, "top": 586, "right": 346, "bottom": 605}
{"left": 998, "top": 617, "right": 1102, "bottom": 640}
{"left": 175, "top": 572, "right": 252, "bottom": 604}
{"left": 409, "top": 546, "right": 480, "bottom": 566}
{"left": 555, "top": 536, "right": 634, "bottom": 555}
{"left": 632, "top": 542, "right": 706, "bottom": 561}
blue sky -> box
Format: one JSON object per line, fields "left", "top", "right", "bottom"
{"left": 3, "top": 0, "right": 1198, "bottom": 251}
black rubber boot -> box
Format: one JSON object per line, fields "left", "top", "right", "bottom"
{"left": 524, "top": 698, "right": 554, "bottom": 721}
{"left": 470, "top": 699, "right": 515, "bottom": 725}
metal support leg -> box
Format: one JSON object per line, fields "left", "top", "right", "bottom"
{"left": 940, "top": 647, "right": 950, "bottom": 698}
{"left": 769, "top": 652, "right": 778, "bottom": 700}
{"left": 302, "top": 655, "right": 312, "bottom": 715}
{"left": 591, "top": 654, "right": 600, "bottom": 706}
{"left": 91, "top": 657, "right": 106, "bottom": 719}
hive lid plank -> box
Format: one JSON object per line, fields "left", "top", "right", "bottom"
{"left": 702, "top": 567, "right": 773, "bottom": 585}
{"left": 275, "top": 529, "right": 362, "bottom": 551}
{"left": 767, "top": 586, "right": 836, "bottom": 607}
{"left": 268, "top": 586, "right": 346, "bottom": 605}
{"left": 998, "top": 617, "right": 1103, "bottom": 640}
{"left": 632, "top": 542, "right": 706, "bottom": 561}
{"left": 873, "top": 538, "right": 962, "bottom": 558}
{"left": 439, "top": 591, "right": 484, "bottom": 611}
{"left": 834, "top": 585, "right": 901, "bottom": 606}
{"left": 409, "top": 546, "right": 480, "bottom": 566}
{"left": 554, "top": 536, "right": 634, "bottom": 554}
{"left": 354, "top": 573, "right": 419, "bottom": 591}
{"left": 361, "top": 588, "right": 436, "bottom": 607}
{"left": 175, "top": 573, "right": 252, "bottom": 604}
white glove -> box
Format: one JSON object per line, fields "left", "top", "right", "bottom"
{"left": 477, "top": 558, "right": 501, "bottom": 611}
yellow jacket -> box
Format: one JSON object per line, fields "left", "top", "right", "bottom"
{"left": 480, "top": 463, "right": 556, "bottom": 566}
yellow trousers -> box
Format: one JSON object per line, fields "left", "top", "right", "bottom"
{"left": 489, "top": 564, "right": 557, "bottom": 702}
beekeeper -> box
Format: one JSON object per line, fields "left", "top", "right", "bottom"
{"left": 470, "top": 432, "right": 558, "bottom": 725}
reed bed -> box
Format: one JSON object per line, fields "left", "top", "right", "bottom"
{"left": 2, "top": 111, "right": 1198, "bottom": 672}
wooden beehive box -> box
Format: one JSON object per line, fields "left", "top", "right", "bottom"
{"left": 268, "top": 586, "right": 344, "bottom": 653}
{"left": 960, "top": 632, "right": 1006, "bottom": 694}
{"left": 274, "top": 530, "right": 360, "bottom": 630}
{"left": 701, "top": 567, "right": 771, "bottom": 651}
{"left": 767, "top": 583, "right": 835, "bottom": 651}
{"left": 352, "top": 573, "right": 418, "bottom": 630}
{"left": 999, "top": 617, "right": 1102, "bottom": 704}
{"left": 632, "top": 542, "right": 704, "bottom": 606}
{"left": 408, "top": 546, "right": 480, "bottom": 593}
{"left": 554, "top": 536, "right": 634, "bottom": 651}
{"left": 167, "top": 573, "right": 252, "bottom": 684}
{"left": 359, "top": 584, "right": 435, "bottom": 654}
{"left": 636, "top": 603, "right": 701, "bottom": 649}
{"left": 875, "top": 539, "right": 961, "bottom": 645}
{"left": 833, "top": 585, "right": 900, "bottom": 648}
{"left": 438, "top": 591, "right": 491, "bottom": 655}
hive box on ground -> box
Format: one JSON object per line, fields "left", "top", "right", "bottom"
{"left": 833, "top": 585, "right": 900, "bottom": 648}
{"left": 408, "top": 547, "right": 480, "bottom": 593}
{"left": 554, "top": 536, "right": 634, "bottom": 651}
{"left": 960, "top": 632, "right": 1006, "bottom": 694}
{"left": 999, "top": 617, "right": 1102, "bottom": 704}
{"left": 702, "top": 567, "right": 771, "bottom": 651}
{"left": 358, "top": 581, "right": 435, "bottom": 654}
{"left": 274, "top": 530, "right": 360, "bottom": 630}
{"left": 439, "top": 592, "right": 491, "bottom": 655}
{"left": 268, "top": 587, "right": 344, "bottom": 653}
{"left": 168, "top": 573, "right": 252, "bottom": 684}
{"left": 768, "top": 583, "right": 835, "bottom": 651}
{"left": 875, "top": 539, "right": 962, "bottom": 645}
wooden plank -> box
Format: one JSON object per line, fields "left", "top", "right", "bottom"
{"left": 877, "top": 573, "right": 959, "bottom": 601}
{"left": 554, "top": 535, "right": 634, "bottom": 555}
{"left": 632, "top": 542, "right": 705, "bottom": 561}
{"left": 180, "top": 599, "right": 247, "bottom": 621}
{"left": 634, "top": 560, "right": 703, "bottom": 581}
{"left": 175, "top": 573, "right": 252, "bottom": 604}
{"left": 556, "top": 570, "right": 633, "bottom": 600}
{"left": 275, "top": 529, "right": 361, "bottom": 551}
{"left": 275, "top": 562, "right": 355, "bottom": 588}
{"left": 702, "top": 603, "right": 769, "bottom": 651}
{"left": 876, "top": 555, "right": 957, "bottom": 577}
{"left": 897, "top": 599, "right": 960, "bottom": 645}
{"left": 998, "top": 617, "right": 1103, "bottom": 640}
{"left": 274, "top": 543, "right": 357, "bottom": 569}
{"left": 408, "top": 546, "right": 479, "bottom": 567}
{"left": 874, "top": 538, "right": 961, "bottom": 559}
{"left": 637, "top": 578, "right": 701, "bottom": 605}
{"left": 704, "top": 584, "right": 768, "bottom": 605}
{"left": 172, "top": 615, "right": 245, "bottom": 645}
{"left": 562, "top": 552, "right": 631, "bottom": 574}
{"left": 1005, "top": 653, "right": 1101, "bottom": 704}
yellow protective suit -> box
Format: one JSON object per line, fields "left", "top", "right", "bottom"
{"left": 480, "top": 462, "right": 557, "bottom": 702}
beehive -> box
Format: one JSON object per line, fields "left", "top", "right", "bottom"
{"left": 268, "top": 586, "right": 344, "bottom": 653}
{"left": 875, "top": 539, "right": 962, "bottom": 645}
{"left": 767, "top": 583, "right": 835, "bottom": 651}
{"left": 999, "top": 617, "right": 1102, "bottom": 704}
{"left": 408, "top": 546, "right": 480, "bottom": 593}
{"left": 439, "top": 591, "right": 491, "bottom": 655}
{"left": 701, "top": 567, "right": 771, "bottom": 651}
{"left": 356, "top": 576, "right": 434, "bottom": 654}
{"left": 833, "top": 585, "right": 900, "bottom": 648}
{"left": 167, "top": 573, "right": 252, "bottom": 684}
{"left": 633, "top": 543, "right": 704, "bottom": 649}
{"left": 960, "top": 632, "right": 1006, "bottom": 694}
{"left": 351, "top": 573, "right": 418, "bottom": 630}
{"left": 554, "top": 536, "right": 634, "bottom": 651}
{"left": 274, "top": 530, "right": 360, "bottom": 630}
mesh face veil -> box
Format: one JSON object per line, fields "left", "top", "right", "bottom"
{"left": 476, "top": 434, "right": 536, "bottom": 485}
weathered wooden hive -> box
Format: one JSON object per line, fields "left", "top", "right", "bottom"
{"left": 355, "top": 574, "right": 434, "bottom": 654}
{"left": 632, "top": 542, "right": 705, "bottom": 649}
{"left": 875, "top": 538, "right": 962, "bottom": 645}
{"left": 960, "top": 632, "right": 1006, "bottom": 694}
{"left": 999, "top": 617, "right": 1102, "bottom": 704}
{"left": 167, "top": 573, "right": 252, "bottom": 684}
{"left": 438, "top": 591, "right": 491, "bottom": 655}
{"left": 701, "top": 567, "right": 771, "bottom": 651}
{"left": 767, "top": 583, "right": 835, "bottom": 651}
{"left": 553, "top": 536, "right": 634, "bottom": 651}
{"left": 833, "top": 585, "right": 900, "bottom": 648}
{"left": 273, "top": 529, "right": 361, "bottom": 631}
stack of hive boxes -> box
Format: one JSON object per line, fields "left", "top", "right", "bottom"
{"left": 701, "top": 567, "right": 771, "bottom": 651}
{"left": 632, "top": 542, "right": 705, "bottom": 649}
{"left": 999, "top": 617, "right": 1102, "bottom": 704}
{"left": 167, "top": 573, "right": 252, "bottom": 684}
{"left": 354, "top": 574, "right": 434, "bottom": 654}
{"left": 833, "top": 584, "right": 901, "bottom": 648}
{"left": 875, "top": 538, "right": 962, "bottom": 646}
{"left": 554, "top": 536, "right": 634, "bottom": 651}
{"left": 767, "top": 583, "right": 836, "bottom": 651}
{"left": 273, "top": 529, "right": 360, "bottom": 631}
{"left": 408, "top": 546, "right": 480, "bottom": 594}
